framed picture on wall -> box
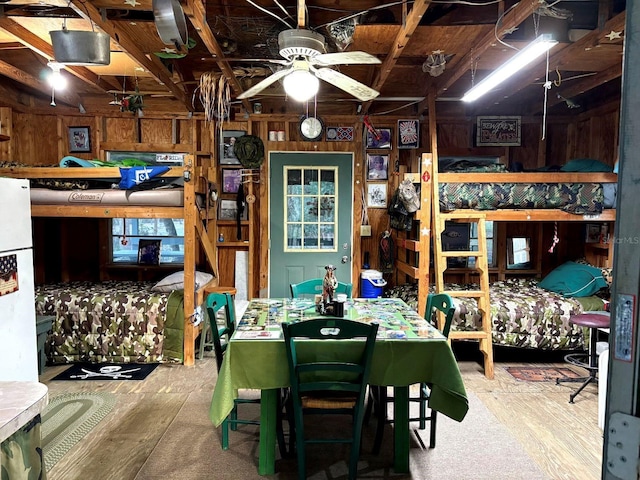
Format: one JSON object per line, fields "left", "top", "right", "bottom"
{"left": 68, "top": 126, "right": 91, "bottom": 152}
{"left": 218, "top": 198, "right": 248, "bottom": 220}
{"left": 397, "top": 119, "right": 419, "bottom": 149}
{"left": 366, "top": 128, "right": 392, "bottom": 149}
{"left": 366, "top": 154, "right": 389, "bottom": 180}
{"left": 219, "top": 130, "right": 245, "bottom": 165}
{"left": 137, "top": 239, "right": 161, "bottom": 265}
{"left": 366, "top": 183, "right": 388, "bottom": 208}
{"left": 222, "top": 168, "right": 242, "bottom": 194}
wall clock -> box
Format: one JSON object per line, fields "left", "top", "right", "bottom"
{"left": 299, "top": 116, "right": 324, "bottom": 141}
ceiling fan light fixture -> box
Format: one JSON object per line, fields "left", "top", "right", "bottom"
{"left": 461, "top": 34, "right": 558, "bottom": 102}
{"left": 283, "top": 69, "right": 319, "bottom": 102}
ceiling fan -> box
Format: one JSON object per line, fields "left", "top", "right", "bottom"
{"left": 237, "top": 2, "right": 381, "bottom": 102}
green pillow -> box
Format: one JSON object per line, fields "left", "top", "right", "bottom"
{"left": 561, "top": 158, "right": 612, "bottom": 172}
{"left": 538, "top": 261, "right": 608, "bottom": 297}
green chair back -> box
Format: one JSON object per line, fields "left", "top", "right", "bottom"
{"left": 205, "top": 292, "right": 235, "bottom": 372}
{"left": 282, "top": 318, "right": 378, "bottom": 480}
{"left": 290, "top": 278, "right": 353, "bottom": 299}
{"left": 424, "top": 293, "right": 455, "bottom": 338}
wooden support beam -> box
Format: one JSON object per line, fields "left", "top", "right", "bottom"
{"left": 68, "top": 0, "right": 190, "bottom": 110}
{"left": 0, "top": 17, "right": 121, "bottom": 92}
{"left": 183, "top": 0, "right": 253, "bottom": 114}
{"left": 361, "top": 0, "right": 431, "bottom": 114}
{"left": 0, "top": 59, "right": 83, "bottom": 108}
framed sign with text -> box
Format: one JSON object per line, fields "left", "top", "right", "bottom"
{"left": 476, "top": 116, "right": 521, "bottom": 146}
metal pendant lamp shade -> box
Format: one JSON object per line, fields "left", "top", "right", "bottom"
{"left": 50, "top": 29, "right": 111, "bottom": 66}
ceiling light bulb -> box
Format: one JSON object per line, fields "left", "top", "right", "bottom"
{"left": 47, "top": 62, "right": 67, "bottom": 90}
{"left": 283, "top": 69, "right": 319, "bottom": 102}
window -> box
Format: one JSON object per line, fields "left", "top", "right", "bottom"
{"left": 469, "top": 221, "right": 495, "bottom": 268}
{"left": 284, "top": 167, "right": 337, "bottom": 252}
{"left": 111, "top": 218, "right": 184, "bottom": 264}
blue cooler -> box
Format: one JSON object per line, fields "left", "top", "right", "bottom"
{"left": 361, "top": 270, "right": 387, "bottom": 298}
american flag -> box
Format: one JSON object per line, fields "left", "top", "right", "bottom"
{"left": 0, "top": 254, "right": 17, "bottom": 277}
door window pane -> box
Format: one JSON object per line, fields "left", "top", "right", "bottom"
{"left": 284, "top": 166, "right": 338, "bottom": 252}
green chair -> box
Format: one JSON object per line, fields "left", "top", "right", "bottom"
{"left": 206, "top": 293, "right": 257, "bottom": 449}
{"left": 282, "top": 318, "right": 378, "bottom": 480}
{"left": 290, "top": 278, "right": 353, "bottom": 299}
{"left": 370, "top": 293, "right": 455, "bottom": 453}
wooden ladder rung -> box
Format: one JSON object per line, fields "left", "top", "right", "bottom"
{"left": 442, "top": 290, "right": 485, "bottom": 298}
{"left": 441, "top": 251, "right": 485, "bottom": 257}
{"left": 449, "top": 331, "right": 491, "bottom": 340}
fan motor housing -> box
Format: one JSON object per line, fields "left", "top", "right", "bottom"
{"left": 278, "top": 29, "right": 325, "bottom": 59}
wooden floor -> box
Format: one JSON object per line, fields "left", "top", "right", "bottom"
{"left": 40, "top": 344, "right": 603, "bottom": 480}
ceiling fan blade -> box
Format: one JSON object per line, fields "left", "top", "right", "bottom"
{"left": 237, "top": 67, "right": 293, "bottom": 99}
{"left": 312, "top": 51, "right": 381, "bottom": 66}
{"left": 312, "top": 67, "right": 380, "bottom": 102}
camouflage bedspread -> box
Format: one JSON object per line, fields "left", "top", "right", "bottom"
{"left": 385, "top": 278, "right": 594, "bottom": 350}
{"left": 439, "top": 182, "right": 604, "bottom": 214}
{"left": 36, "top": 281, "right": 184, "bottom": 364}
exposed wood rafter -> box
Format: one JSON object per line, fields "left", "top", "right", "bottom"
{"left": 184, "top": 0, "right": 253, "bottom": 114}
{"left": 361, "top": 0, "right": 432, "bottom": 114}
{"left": 0, "top": 16, "right": 121, "bottom": 93}
{"left": 67, "top": 0, "right": 190, "bottom": 110}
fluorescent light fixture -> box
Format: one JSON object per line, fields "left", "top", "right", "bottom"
{"left": 461, "top": 34, "right": 558, "bottom": 102}
{"left": 283, "top": 65, "right": 319, "bottom": 102}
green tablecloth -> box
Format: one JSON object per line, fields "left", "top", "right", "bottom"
{"left": 208, "top": 298, "right": 469, "bottom": 474}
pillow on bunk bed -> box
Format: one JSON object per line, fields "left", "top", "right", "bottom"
{"left": 538, "top": 261, "right": 608, "bottom": 297}
{"left": 560, "top": 158, "right": 613, "bottom": 172}
{"left": 152, "top": 271, "right": 214, "bottom": 293}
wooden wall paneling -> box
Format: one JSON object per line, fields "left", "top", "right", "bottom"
{"left": 140, "top": 118, "right": 172, "bottom": 144}
{"left": 104, "top": 117, "right": 138, "bottom": 143}
{"left": 0, "top": 107, "right": 12, "bottom": 160}
{"left": 12, "top": 113, "right": 58, "bottom": 164}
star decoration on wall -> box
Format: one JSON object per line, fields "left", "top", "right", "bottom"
{"left": 502, "top": 26, "right": 518, "bottom": 36}
{"left": 422, "top": 157, "right": 432, "bottom": 168}
{"left": 605, "top": 31, "right": 622, "bottom": 41}
{"left": 161, "top": 47, "right": 177, "bottom": 54}
{"left": 421, "top": 227, "right": 430, "bottom": 236}
{"left": 124, "top": 0, "right": 140, "bottom": 6}
{"left": 432, "top": 49, "right": 444, "bottom": 55}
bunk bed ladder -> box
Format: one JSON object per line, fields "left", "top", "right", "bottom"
{"left": 433, "top": 212, "right": 494, "bottom": 379}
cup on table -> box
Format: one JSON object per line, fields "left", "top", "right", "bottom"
{"left": 336, "top": 293, "right": 347, "bottom": 303}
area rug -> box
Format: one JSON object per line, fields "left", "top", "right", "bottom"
{"left": 51, "top": 363, "right": 159, "bottom": 381}
{"left": 41, "top": 392, "right": 116, "bottom": 471}
{"left": 506, "top": 366, "right": 584, "bottom": 382}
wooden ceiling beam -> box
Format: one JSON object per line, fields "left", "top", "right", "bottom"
{"left": 67, "top": 0, "right": 190, "bottom": 110}
{"left": 361, "top": 0, "right": 432, "bottom": 114}
{"left": 416, "top": 0, "right": 540, "bottom": 114}
{"left": 0, "top": 58, "right": 84, "bottom": 107}
{"left": 184, "top": 0, "right": 253, "bottom": 114}
{"left": 0, "top": 16, "right": 121, "bottom": 93}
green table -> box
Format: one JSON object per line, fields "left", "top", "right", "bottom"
{"left": 209, "top": 298, "right": 468, "bottom": 475}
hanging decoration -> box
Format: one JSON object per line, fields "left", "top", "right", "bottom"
{"left": 120, "top": 87, "right": 144, "bottom": 115}
{"left": 199, "top": 71, "right": 231, "bottom": 123}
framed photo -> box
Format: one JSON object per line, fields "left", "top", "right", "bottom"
{"left": 137, "top": 239, "right": 161, "bottom": 265}
{"left": 219, "top": 130, "right": 246, "bottom": 165}
{"left": 476, "top": 116, "right": 521, "bottom": 146}
{"left": 366, "top": 127, "right": 392, "bottom": 149}
{"left": 68, "top": 126, "right": 91, "bottom": 152}
{"left": 326, "top": 126, "right": 354, "bottom": 141}
{"left": 366, "top": 153, "right": 389, "bottom": 180}
{"left": 222, "top": 168, "right": 242, "bottom": 194}
{"left": 366, "top": 183, "right": 388, "bottom": 208}
{"left": 397, "top": 119, "right": 419, "bottom": 149}
{"left": 585, "top": 223, "right": 602, "bottom": 243}
{"left": 219, "top": 198, "right": 248, "bottom": 221}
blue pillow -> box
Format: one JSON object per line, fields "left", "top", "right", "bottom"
{"left": 561, "top": 159, "right": 612, "bottom": 172}
{"left": 538, "top": 261, "right": 608, "bottom": 297}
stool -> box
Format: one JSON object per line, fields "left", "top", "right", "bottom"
{"left": 199, "top": 286, "right": 237, "bottom": 360}
{"left": 556, "top": 312, "right": 610, "bottom": 403}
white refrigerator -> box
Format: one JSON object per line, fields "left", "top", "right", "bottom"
{"left": 0, "top": 177, "right": 38, "bottom": 381}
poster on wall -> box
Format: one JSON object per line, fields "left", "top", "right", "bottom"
{"left": 0, "top": 254, "right": 19, "bottom": 296}
{"left": 397, "top": 119, "right": 419, "bottom": 148}
{"left": 476, "top": 116, "right": 521, "bottom": 146}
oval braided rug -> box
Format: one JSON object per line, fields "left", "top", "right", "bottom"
{"left": 41, "top": 392, "right": 116, "bottom": 471}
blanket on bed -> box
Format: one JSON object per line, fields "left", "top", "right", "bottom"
{"left": 37, "top": 281, "right": 184, "bottom": 364}
{"left": 385, "top": 278, "right": 605, "bottom": 350}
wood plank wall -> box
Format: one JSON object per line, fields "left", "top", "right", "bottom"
{"left": 0, "top": 102, "right": 620, "bottom": 294}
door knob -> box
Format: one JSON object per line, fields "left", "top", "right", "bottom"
{"left": 341, "top": 255, "right": 349, "bottom": 264}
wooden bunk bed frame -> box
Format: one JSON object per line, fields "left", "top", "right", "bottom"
{"left": 0, "top": 156, "right": 219, "bottom": 366}
{"left": 396, "top": 151, "right": 617, "bottom": 379}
